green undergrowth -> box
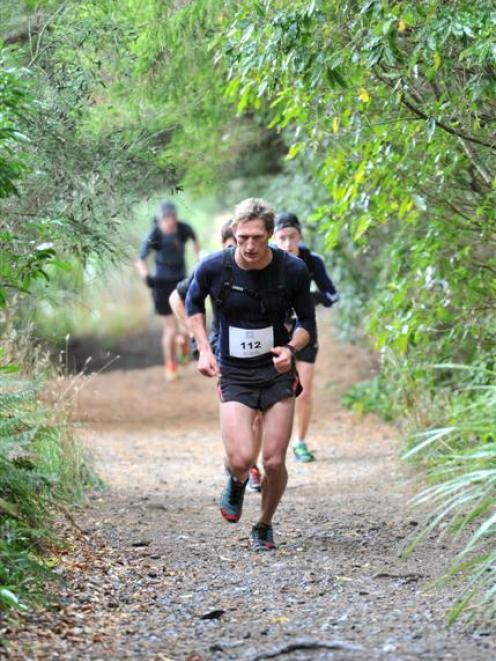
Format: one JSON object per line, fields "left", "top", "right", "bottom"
{"left": 344, "top": 363, "right": 496, "bottom": 626}
{"left": 0, "top": 367, "right": 97, "bottom": 613}
{"left": 341, "top": 375, "right": 395, "bottom": 422}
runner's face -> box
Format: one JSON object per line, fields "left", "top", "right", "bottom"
{"left": 234, "top": 219, "right": 271, "bottom": 264}
{"left": 158, "top": 214, "right": 177, "bottom": 234}
{"left": 222, "top": 237, "right": 236, "bottom": 248}
{"left": 274, "top": 227, "right": 300, "bottom": 256}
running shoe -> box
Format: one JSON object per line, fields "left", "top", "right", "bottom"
{"left": 165, "top": 362, "right": 178, "bottom": 382}
{"left": 251, "top": 523, "right": 276, "bottom": 551}
{"left": 219, "top": 475, "right": 248, "bottom": 523}
{"left": 293, "top": 440, "right": 315, "bottom": 463}
{"left": 247, "top": 465, "right": 262, "bottom": 493}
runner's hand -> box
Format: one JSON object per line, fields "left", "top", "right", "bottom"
{"left": 271, "top": 346, "right": 293, "bottom": 374}
{"left": 197, "top": 349, "right": 219, "bottom": 377}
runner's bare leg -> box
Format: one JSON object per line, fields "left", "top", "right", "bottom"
{"left": 260, "top": 397, "right": 295, "bottom": 524}
{"left": 220, "top": 401, "right": 260, "bottom": 480}
{"left": 162, "top": 315, "right": 178, "bottom": 366}
{"left": 252, "top": 411, "right": 263, "bottom": 456}
{"left": 294, "top": 361, "right": 315, "bottom": 442}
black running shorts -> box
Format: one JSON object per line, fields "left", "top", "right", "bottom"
{"left": 151, "top": 281, "right": 179, "bottom": 316}
{"left": 218, "top": 363, "right": 302, "bottom": 411}
{"left": 296, "top": 339, "right": 319, "bottom": 364}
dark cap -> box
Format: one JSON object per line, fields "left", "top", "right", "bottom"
{"left": 158, "top": 201, "right": 177, "bottom": 218}
{"left": 274, "top": 212, "right": 301, "bottom": 232}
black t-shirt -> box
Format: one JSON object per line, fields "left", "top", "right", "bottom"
{"left": 139, "top": 221, "right": 196, "bottom": 281}
{"left": 186, "top": 248, "right": 316, "bottom": 369}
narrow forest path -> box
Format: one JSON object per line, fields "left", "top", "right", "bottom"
{"left": 5, "top": 321, "right": 494, "bottom": 660}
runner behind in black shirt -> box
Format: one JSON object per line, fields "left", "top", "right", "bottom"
{"left": 274, "top": 212, "right": 339, "bottom": 462}
{"left": 135, "top": 201, "right": 199, "bottom": 381}
{"left": 186, "top": 198, "right": 316, "bottom": 551}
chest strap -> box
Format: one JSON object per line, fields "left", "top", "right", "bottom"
{"left": 216, "top": 247, "right": 287, "bottom": 317}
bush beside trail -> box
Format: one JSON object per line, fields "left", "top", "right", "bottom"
{"left": 0, "top": 366, "right": 95, "bottom": 613}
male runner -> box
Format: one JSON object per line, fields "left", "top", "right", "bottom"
{"left": 186, "top": 198, "right": 316, "bottom": 551}
{"left": 273, "top": 212, "right": 339, "bottom": 462}
{"left": 169, "top": 220, "right": 263, "bottom": 492}
{"left": 135, "top": 201, "right": 199, "bottom": 381}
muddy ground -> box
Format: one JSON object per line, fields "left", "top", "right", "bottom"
{"left": 2, "top": 320, "right": 494, "bottom": 660}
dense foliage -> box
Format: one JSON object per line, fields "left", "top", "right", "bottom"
{"left": 0, "top": 0, "right": 143, "bottom": 610}
{"left": 103, "top": 0, "right": 494, "bottom": 623}
{"left": 1, "top": 0, "right": 495, "bottom": 623}
{"left": 1, "top": 0, "right": 178, "bottom": 310}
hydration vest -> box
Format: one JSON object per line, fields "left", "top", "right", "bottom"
{"left": 215, "top": 247, "right": 288, "bottom": 322}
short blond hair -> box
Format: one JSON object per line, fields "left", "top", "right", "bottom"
{"left": 232, "top": 198, "right": 275, "bottom": 234}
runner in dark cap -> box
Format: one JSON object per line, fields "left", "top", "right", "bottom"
{"left": 274, "top": 212, "right": 339, "bottom": 462}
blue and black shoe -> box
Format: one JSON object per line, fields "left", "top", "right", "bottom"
{"left": 251, "top": 523, "right": 276, "bottom": 551}
{"left": 220, "top": 475, "right": 248, "bottom": 523}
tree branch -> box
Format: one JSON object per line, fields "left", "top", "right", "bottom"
{"left": 400, "top": 94, "right": 496, "bottom": 152}
{"left": 457, "top": 137, "right": 493, "bottom": 187}
{"left": 28, "top": 2, "right": 70, "bottom": 67}
{"left": 374, "top": 68, "right": 496, "bottom": 151}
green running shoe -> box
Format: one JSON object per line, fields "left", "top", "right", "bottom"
{"left": 219, "top": 475, "right": 248, "bottom": 523}
{"left": 251, "top": 523, "right": 276, "bottom": 551}
{"left": 293, "top": 440, "right": 315, "bottom": 463}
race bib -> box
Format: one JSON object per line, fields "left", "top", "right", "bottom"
{"left": 229, "top": 325, "right": 274, "bottom": 359}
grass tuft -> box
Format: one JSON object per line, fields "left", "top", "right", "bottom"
{"left": 403, "top": 371, "right": 496, "bottom": 625}
{"left": 0, "top": 370, "right": 96, "bottom": 611}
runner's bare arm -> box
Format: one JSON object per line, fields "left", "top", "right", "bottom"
{"left": 136, "top": 228, "right": 158, "bottom": 279}
{"left": 186, "top": 264, "right": 219, "bottom": 377}
{"left": 272, "top": 327, "right": 310, "bottom": 373}
{"left": 169, "top": 290, "right": 189, "bottom": 332}
{"left": 135, "top": 259, "right": 149, "bottom": 279}
{"left": 188, "top": 313, "right": 219, "bottom": 377}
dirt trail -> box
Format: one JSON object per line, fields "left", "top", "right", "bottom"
{"left": 5, "top": 321, "right": 494, "bottom": 660}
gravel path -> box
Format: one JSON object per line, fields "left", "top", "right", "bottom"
{"left": 3, "top": 323, "right": 494, "bottom": 660}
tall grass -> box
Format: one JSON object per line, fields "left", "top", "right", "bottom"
{"left": 0, "top": 367, "right": 95, "bottom": 611}
{"left": 403, "top": 367, "right": 496, "bottom": 625}
{"left": 343, "top": 363, "right": 495, "bottom": 624}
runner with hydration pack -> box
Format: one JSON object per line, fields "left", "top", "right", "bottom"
{"left": 273, "top": 212, "right": 339, "bottom": 462}
{"left": 169, "top": 220, "right": 263, "bottom": 492}
{"left": 135, "top": 202, "right": 200, "bottom": 381}
{"left": 186, "top": 199, "right": 316, "bottom": 551}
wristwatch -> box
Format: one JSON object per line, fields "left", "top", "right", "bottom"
{"left": 286, "top": 344, "right": 297, "bottom": 359}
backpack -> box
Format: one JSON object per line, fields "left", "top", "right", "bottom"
{"left": 215, "top": 247, "right": 288, "bottom": 322}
